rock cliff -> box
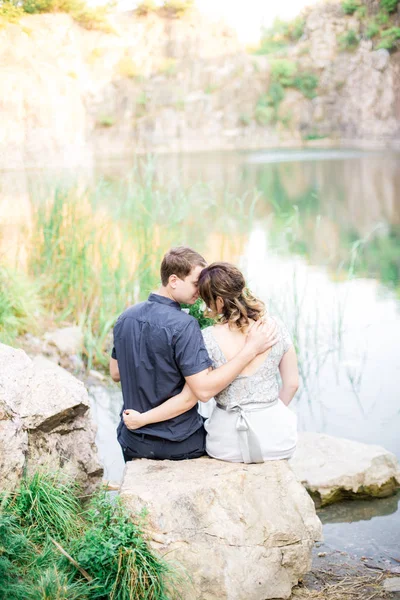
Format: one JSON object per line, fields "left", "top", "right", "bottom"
{"left": 0, "top": 2, "right": 399, "bottom": 169}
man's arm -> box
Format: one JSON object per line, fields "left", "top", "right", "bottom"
{"left": 123, "top": 382, "right": 200, "bottom": 430}
{"left": 109, "top": 357, "right": 120, "bottom": 382}
{"left": 186, "top": 319, "right": 278, "bottom": 402}
{"left": 123, "top": 319, "right": 279, "bottom": 429}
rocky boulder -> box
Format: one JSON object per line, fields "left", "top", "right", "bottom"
{"left": 0, "top": 343, "right": 103, "bottom": 492}
{"left": 120, "top": 457, "right": 322, "bottom": 600}
{"left": 290, "top": 432, "right": 400, "bottom": 506}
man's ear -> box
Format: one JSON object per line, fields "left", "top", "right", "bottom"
{"left": 169, "top": 274, "right": 178, "bottom": 289}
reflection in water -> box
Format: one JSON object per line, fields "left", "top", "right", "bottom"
{"left": 319, "top": 492, "right": 400, "bottom": 559}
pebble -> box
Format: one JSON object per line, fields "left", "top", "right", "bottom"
{"left": 383, "top": 577, "right": 400, "bottom": 593}
{"left": 317, "top": 552, "right": 327, "bottom": 557}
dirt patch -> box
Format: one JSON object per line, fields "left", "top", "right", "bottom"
{"left": 291, "top": 549, "right": 400, "bottom": 600}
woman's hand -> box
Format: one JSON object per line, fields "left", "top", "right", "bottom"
{"left": 123, "top": 409, "right": 146, "bottom": 430}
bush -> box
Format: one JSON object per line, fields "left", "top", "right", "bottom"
{"left": 0, "top": 0, "right": 113, "bottom": 31}
{"left": 0, "top": 0, "right": 24, "bottom": 24}
{"left": 135, "top": 0, "right": 156, "bottom": 15}
{"left": 365, "top": 20, "right": 380, "bottom": 38}
{"left": 159, "top": 0, "right": 194, "bottom": 17}
{"left": 255, "top": 105, "right": 275, "bottom": 125}
{"left": 338, "top": 29, "right": 360, "bottom": 50}
{"left": 270, "top": 58, "right": 297, "bottom": 86}
{"left": 0, "top": 266, "right": 41, "bottom": 345}
{"left": 117, "top": 55, "right": 139, "bottom": 78}
{"left": 1, "top": 472, "right": 183, "bottom": 600}
{"left": 342, "top": 0, "right": 360, "bottom": 14}
{"left": 377, "top": 10, "right": 390, "bottom": 24}
{"left": 376, "top": 26, "right": 400, "bottom": 49}
{"left": 293, "top": 72, "right": 318, "bottom": 99}
{"left": 97, "top": 115, "right": 115, "bottom": 127}
{"left": 254, "top": 17, "right": 305, "bottom": 55}
{"left": 355, "top": 5, "right": 367, "bottom": 18}
{"left": 380, "top": 0, "right": 398, "bottom": 13}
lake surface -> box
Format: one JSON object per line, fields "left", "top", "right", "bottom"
{"left": 2, "top": 147, "right": 400, "bottom": 560}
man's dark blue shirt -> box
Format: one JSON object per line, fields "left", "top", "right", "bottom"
{"left": 112, "top": 293, "right": 212, "bottom": 448}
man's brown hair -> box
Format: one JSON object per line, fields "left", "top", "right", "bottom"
{"left": 160, "top": 246, "right": 207, "bottom": 286}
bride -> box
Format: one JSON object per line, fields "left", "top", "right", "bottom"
{"left": 123, "top": 262, "right": 299, "bottom": 463}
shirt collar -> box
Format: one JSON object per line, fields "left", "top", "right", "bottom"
{"left": 148, "top": 293, "right": 181, "bottom": 311}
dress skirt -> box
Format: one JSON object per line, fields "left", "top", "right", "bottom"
{"left": 204, "top": 399, "right": 297, "bottom": 463}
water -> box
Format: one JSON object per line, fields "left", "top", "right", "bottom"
{"left": 2, "top": 147, "right": 400, "bottom": 559}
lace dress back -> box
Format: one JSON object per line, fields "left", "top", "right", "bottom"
{"left": 201, "top": 317, "right": 292, "bottom": 409}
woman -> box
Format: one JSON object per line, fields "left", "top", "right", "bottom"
{"left": 123, "top": 262, "right": 298, "bottom": 463}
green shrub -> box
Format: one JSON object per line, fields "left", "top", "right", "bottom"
{"left": 159, "top": 0, "right": 194, "bottom": 17}
{"left": 182, "top": 299, "right": 215, "bottom": 328}
{"left": 135, "top": 0, "right": 156, "bottom": 15}
{"left": 21, "top": 0, "right": 52, "bottom": 13}
{"left": 338, "top": 29, "right": 360, "bottom": 50}
{"left": 1, "top": 472, "right": 182, "bottom": 600}
{"left": 0, "top": 0, "right": 113, "bottom": 31}
{"left": 239, "top": 113, "right": 251, "bottom": 126}
{"left": 0, "top": 0, "right": 23, "bottom": 25}
{"left": 376, "top": 26, "right": 400, "bottom": 49}
{"left": 380, "top": 0, "right": 398, "bottom": 13}
{"left": 254, "top": 17, "right": 304, "bottom": 55}
{"left": 71, "top": 491, "right": 180, "bottom": 599}
{"left": 270, "top": 58, "right": 297, "bottom": 86}
{"left": 293, "top": 72, "right": 318, "bottom": 99}
{"left": 268, "top": 81, "right": 285, "bottom": 108}
{"left": 342, "top": 0, "right": 360, "bottom": 14}
{"left": 98, "top": 115, "right": 115, "bottom": 127}
{"left": 355, "top": 5, "right": 367, "bottom": 18}
{"left": 377, "top": 10, "right": 390, "bottom": 24}
{"left": 117, "top": 55, "right": 139, "bottom": 78}
{"left": 0, "top": 266, "right": 42, "bottom": 345}
{"left": 255, "top": 105, "right": 275, "bottom": 125}
{"left": 303, "top": 132, "right": 328, "bottom": 140}
{"left": 288, "top": 16, "right": 305, "bottom": 40}
{"left": 365, "top": 20, "right": 380, "bottom": 38}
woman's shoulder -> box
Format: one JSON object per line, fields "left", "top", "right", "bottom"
{"left": 269, "top": 315, "right": 293, "bottom": 352}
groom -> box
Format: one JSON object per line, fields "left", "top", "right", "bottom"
{"left": 110, "top": 246, "right": 277, "bottom": 462}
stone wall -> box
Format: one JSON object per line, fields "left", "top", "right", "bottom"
{"left": 0, "top": 3, "right": 399, "bottom": 169}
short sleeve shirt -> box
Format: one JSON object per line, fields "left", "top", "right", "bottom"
{"left": 112, "top": 293, "right": 212, "bottom": 445}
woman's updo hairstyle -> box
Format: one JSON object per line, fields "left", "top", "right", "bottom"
{"left": 198, "top": 262, "right": 265, "bottom": 332}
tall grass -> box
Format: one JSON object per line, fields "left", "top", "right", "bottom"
{"left": 0, "top": 471, "right": 184, "bottom": 600}
{"left": 1, "top": 162, "right": 259, "bottom": 367}
{"left": 0, "top": 265, "right": 42, "bottom": 345}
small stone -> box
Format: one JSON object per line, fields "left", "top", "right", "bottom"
{"left": 89, "top": 369, "right": 106, "bottom": 381}
{"left": 383, "top": 577, "right": 400, "bottom": 593}
{"left": 318, "top": 552, "right": 327, "bottom": 557}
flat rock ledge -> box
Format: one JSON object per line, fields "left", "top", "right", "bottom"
{"left": 120, "top": 457, "right": 322, "bottom": 600}
{"left": 290, "top": 432, "right": 400, "bottom": 506}
{"left": 0, "top": 343, "right": 103, "bottom": 492}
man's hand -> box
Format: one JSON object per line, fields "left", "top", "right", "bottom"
{"left": 123, "top": 409, "right": 145, "bottom": 430}
{"left": 245, "top": 318, "right": 279, "bottom": 357}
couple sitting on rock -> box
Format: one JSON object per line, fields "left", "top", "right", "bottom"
{"left": 110, "top": 246, "right": 298, "bottom": 464}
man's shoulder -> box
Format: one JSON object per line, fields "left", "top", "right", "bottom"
{"left": 116, "top": 302, "right": 147, "bottom": 322}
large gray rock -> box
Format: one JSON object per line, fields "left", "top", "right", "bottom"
{"left": 0, "top": 343, "right": 103, "bottom": 492}
{"left": 290, "top": 432, "right": 400, "bottom": 506}
{"left": 43, "top": 325, "right": 84, "bottom": 356}
{"left": 120, "top": 457, "right": 322, "bottom": 600}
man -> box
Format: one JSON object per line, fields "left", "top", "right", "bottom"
{"left": 110, "top": 246, "right": 277, "bottom": 462}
